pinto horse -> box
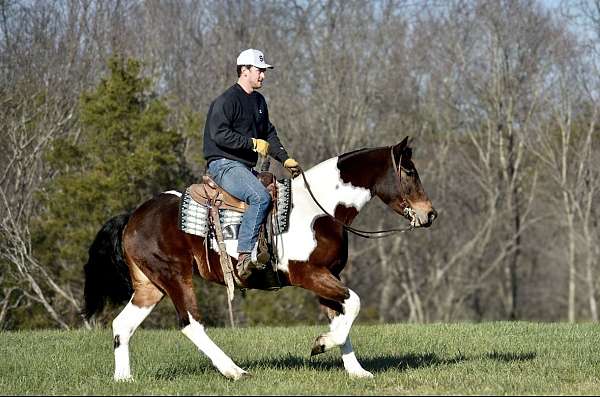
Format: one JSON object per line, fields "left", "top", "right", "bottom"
{"left": 83, "top": 136, "right": 436, "bottom": 381}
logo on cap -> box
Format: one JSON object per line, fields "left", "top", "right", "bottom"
{"left": 259, "top": 55, "right": 264, "bottom": 62}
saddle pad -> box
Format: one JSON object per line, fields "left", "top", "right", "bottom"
{"left": 273, "top": 178, "right": 291, "bottom": 234}
{"left": 178, "top": 178, "right": 292, "bottom": 237}
{"left": 178, "top": 189, "right": 210, "bottom": 236}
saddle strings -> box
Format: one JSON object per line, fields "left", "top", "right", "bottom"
{"left": 297, "top": 156, "right": 414, "bottom": 239}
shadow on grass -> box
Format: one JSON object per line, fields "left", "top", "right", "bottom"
{"left": 485, "top": 351, "right": 536, "bottom": 362}
{"left": 154, "top": 363, "right": 208, "bottom": 380}
{"left": 362, "top": 352, "right": 469, "bottom": 373}
{"left": 152, "top": 352, "right": 467, "bottom": 379}
{"left": 153, "top": 351, "right": 536, "bottom": 380}
{"left": 243, "top": 351, "right": 469, "bottom": 374}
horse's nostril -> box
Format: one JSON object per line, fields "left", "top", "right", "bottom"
{"left": 428, "top": 209, "right": 437, "bottom": 223}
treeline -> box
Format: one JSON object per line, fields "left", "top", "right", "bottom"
{"left": 1, "top": 0, "right": 599, "bottom": 330}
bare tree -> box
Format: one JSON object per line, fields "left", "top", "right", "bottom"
{"left": 1, "top": 0, "right": 599, "bottom": 329}
{"left": 0, "top": 0, "right": 100, "bottom": 328}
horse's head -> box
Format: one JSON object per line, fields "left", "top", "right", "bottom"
{"left": 374, "top": 137, "right": 437, "bottom": 228}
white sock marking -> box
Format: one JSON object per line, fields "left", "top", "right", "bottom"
{"left": 112, "top": 299, "right": 156, "bottom": 381}
{"left": 341, "top": 338, "right": 373, "bottom": 378}
{"left": 329, "top": 289, "right": 361, "bottom": 345}
{"left": 181, "top": 313, "right": 247, "bottom": 380}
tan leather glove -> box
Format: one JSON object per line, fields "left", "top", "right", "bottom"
{"left": 284, "top": 158, "right": 301, "bottom": 177}
{"left": 252, "top": 138, "right": 269, "bottom": 157}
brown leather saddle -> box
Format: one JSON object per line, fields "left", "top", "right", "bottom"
{"left": 185, "top": 171, "right": 283, "bottom": 291}
{"left": 188, "top": 172, "right": 277, "bottom": 212}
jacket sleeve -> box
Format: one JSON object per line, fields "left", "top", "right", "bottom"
{"left": 209, "top": 97, "right": 253, "bottom": 151}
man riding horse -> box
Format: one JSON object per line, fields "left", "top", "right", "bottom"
{"left": 203, "top": 49, "right": 300, "bottom": 280}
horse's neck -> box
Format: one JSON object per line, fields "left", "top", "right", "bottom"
{"left": 292, "top": 156, "right": 373, "bottom": 224}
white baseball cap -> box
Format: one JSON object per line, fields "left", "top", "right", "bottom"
{"left": 236, "top": 49, "right": 274, "bottom": 69}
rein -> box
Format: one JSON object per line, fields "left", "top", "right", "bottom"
{"left": 298, "top": 147, "right": 414, "bottom": 239}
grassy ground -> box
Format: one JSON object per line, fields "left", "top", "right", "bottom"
{"left": 2, "top": 322, "right": 600, "bottom": 395}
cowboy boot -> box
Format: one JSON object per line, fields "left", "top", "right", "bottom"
{"left": 257, "top": 225, "right": 271, "bottom": 264}
{"left": 236, "top": 252, "right": 267, "bottom": 280}
{"left": 237, "top": 253, "right": 255, "bottom": 280}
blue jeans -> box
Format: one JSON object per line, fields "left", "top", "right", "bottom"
{"left": 207, "top": 158, "right": 271, "bottom": 253}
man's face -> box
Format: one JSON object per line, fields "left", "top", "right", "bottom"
{"left": 244, "top": 66, "right": 266, "bottom": 89}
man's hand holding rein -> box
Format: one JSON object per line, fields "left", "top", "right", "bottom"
{"left": 284, "top": 158, "right": 300, "bottom": 177}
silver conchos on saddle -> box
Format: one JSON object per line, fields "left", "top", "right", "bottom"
{"left": 178, "top": 178, "right": 292, "bottom": 239}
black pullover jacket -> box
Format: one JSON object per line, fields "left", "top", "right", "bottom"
{"left": 203, "top": 84, "right": 289, "bottom": 168}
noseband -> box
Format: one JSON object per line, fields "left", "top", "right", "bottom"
{"left": 389, "top": 146, "right": 418, "bottom": 223}
{"left": 299, "top": 146, "right": 414, "bottom": 239}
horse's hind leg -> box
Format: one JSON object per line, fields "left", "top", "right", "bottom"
{"left": 181, "top": 313, "right": 248, "bottom": 380}
{"left": 319, "top": 296, "right": 374, "bottom": 379}
{"left": 165, "top": 275, "right": 248, "bottom": 380}
{"left": 113, "top": 264, "right": 164, "bottom": 381}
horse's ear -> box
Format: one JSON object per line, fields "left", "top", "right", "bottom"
{"left": 392, "top": 136, "right": 410, "bottom": 166}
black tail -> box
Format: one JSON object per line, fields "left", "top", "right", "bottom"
{"left": 83, "top": 213, "right": 133, "bottom": 319}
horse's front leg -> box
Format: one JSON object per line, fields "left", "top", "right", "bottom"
{"left": 289, "top": 265, "right": 373, "bottom": 378}
{"left": 340, "top": 337, "right": 373, "bottom": 378}
{"left": 315, "top": 293, "right": 374, "bottom": 379}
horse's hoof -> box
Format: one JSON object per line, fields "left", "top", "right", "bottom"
{"left": 349, "top": 370, "right": 374, "bottom": 379}
{"left": 223, "top": 367, "right": 250, "bottom": 381}
{"left": 231, "top": 370, "right": 251, "bottom": 381}
{"left": 113, "top": 374, "right": 134, "bottom": 382}
{"left": 310, "top": 336, "right": 327, "bottom": 356}
{"left": 310, "top": 344, "right": 325, "bottom": 356}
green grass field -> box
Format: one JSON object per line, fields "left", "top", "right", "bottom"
{"left": 2, "top": 322, "right": 600, "bottom": 395}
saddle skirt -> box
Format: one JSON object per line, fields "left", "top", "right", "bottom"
{"left": 178, "top": 172, "right": 292, "bottom": 240}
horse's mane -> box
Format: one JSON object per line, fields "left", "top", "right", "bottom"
{"left": 337, "top": 147, "right": 373, "bottom": 162}
{"left": 338, "top": 142, "right": 411, "bottom": 163}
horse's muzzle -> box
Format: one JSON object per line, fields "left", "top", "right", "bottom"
{"left": 410, "top": 206, "right": 437, "bottom": 228}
